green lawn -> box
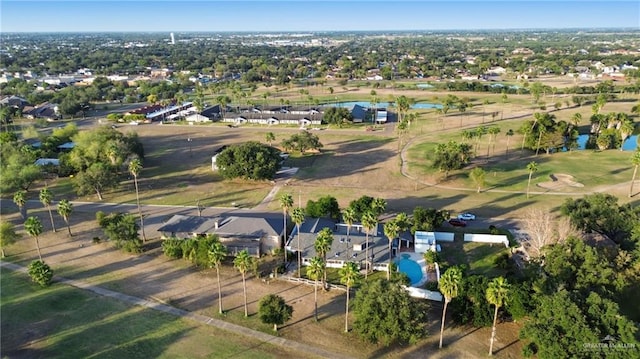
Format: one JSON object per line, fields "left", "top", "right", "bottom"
{"left": 438, "top": 236, "right": 511, "bottom": 278}
{"left": 0, "top": 268, "right": 314, "bottom": 359}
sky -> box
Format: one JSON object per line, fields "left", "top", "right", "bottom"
{"left": 1, "top": 1, "right": 638, "bottom": 32}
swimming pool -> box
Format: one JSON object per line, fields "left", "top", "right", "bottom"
{"left": 395, "top": 254, "right": 423, "bottom": 286}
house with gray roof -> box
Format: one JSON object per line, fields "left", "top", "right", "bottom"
{"left": 286, "top": 217, "right": 411, "bottom": 272}
{"left": 158, "top": 214, "right": 284, "bottom": 257}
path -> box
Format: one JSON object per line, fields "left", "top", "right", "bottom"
{"left": 0, "top": 261, "right": 350, "bottom": 359}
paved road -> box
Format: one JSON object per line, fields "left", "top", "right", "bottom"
{"left": 0, "top": 261, "right": 348, "bottom": 359}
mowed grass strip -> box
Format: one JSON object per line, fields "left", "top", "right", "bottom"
{"left": 0, "top": 268, "right": 315, "bottom": 359}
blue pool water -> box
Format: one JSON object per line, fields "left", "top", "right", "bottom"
{"left": 564, "top": 134, "right": 638, "bottom": 151}
{"left": 395, "top": 254, "right": 423, "bottom": 286}
{"left": 331, "top": 101, "right": 443, "bottom": 110}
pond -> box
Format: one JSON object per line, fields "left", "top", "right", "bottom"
{"left": 564, "top": 134, "right": 638, "bottom": 151}
{"left": 331, "top": 101, "right": 443, "bottom": 110}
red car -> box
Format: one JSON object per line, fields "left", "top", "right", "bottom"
{"left": 448, "top": 218, "right": 467, "bottom": 227}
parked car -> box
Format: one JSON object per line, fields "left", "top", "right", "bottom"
{"left": 457, "top": 212, "right": 476, "bottom": 221}
{"left": 448, "top": 218, "right": 467, "bottom": 227}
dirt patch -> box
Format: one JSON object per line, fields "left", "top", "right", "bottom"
{"left": 537, "top": 173, "right": 584, "bottom": 190}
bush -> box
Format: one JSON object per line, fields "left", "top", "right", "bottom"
{"left": 28, "top": 260, "right": 53, "bottom": 287}
{"left": 424, "top": 281, "right": 439, "bottom": 291}
{"left": 92, "top": 236, "right": 101, "bottom": 244}
{"left": 522, "top": 342, "right": 537, "bottom": 357}
{"left": 162, "top": 238, "right": 183, "bottom": 259}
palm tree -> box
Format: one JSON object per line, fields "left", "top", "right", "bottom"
{"left": 394, "top": 212, "right": 410, "bottom": 251}
{"left": 208, "top": 238, "right": 227, "bottom": 314}
{"left": 486, "top": 277, "right": 510, "bottom": 356}
{"left": 57, "top": 199, "right": 73, "bottom": 236}
{"left": 570, "top": 112, "right": 582, "bottom": 128}
{"left": 39, "top": 188, "right": 56, "bottom": 232}
{"left": 279, "top": 193, "right": 293, "bottom": 266}
{"left": 266, "top": 132, "right": 276, "bottom": 146}
{"left": 488, "top": 126, "right": 501, "bottom": 156}
{"left": 13, "top": 190, "right": 26, "bottom": 219}
{"left": 630, "top": 149, "right": 640, "bottom": 198}
{"left": 342, "top": 207, "right": 356, "bottom": 257}
{"left": 505, "top": 129, "right": 514, "bottom": 158}
{"left": 314, "top": 227, "right": 334, "bottom": 286}
{"left": 24, "top": 216, "right": 43, "bottom": 260}
{"left": 306, "top": 256, "right": 324, "bottom": 321}
{"left": 469, "top": 167, "right": 486, "bottom": 193}
{"left": 619, "top": 119, "right": 635, "bottom": 151}
{"left": 234, "top": 249, "right": 255, "bottom": 317}
{"left": 383, "top": 220, "right": 400, "bottom": 280}
{"left": 526, "top": 161, "right": 538, "bottom": 199}
{"left": 361, "top": 211, "right": 377, "bottom": 279}
{"left": 128, "top": 158, "right": 146, "bottom": 241}
{"left": 438, "top": 266, "right": 463, "bottom": 349}
{"left": 371, "top": 197, "right": 387, "bottom": 218}
{"left": 339, "top": 262, "right": 361, "bottom": 332}
{"left": 291, "top": 207, "right": 305, "bottom": 277}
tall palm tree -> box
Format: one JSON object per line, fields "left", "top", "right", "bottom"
{"left": 13, "top": 190, "right": 26, "bottom": 219}
{"left": 486, "top": 277, "right": 510, "bottom": 356}
{"left": 630, "top": 149, "right": 640, "bottom": 198}
{"left": 314, "top": 227, "right": 334, "bottom": 286}
{"left": 342, "top": 207, "right": 356, "bottom": 258}
{"left": 505, "top": 129, "right": 514, "bottom": 158}
{"left": 24, "top": 216, "right": 43, "bottom": 261}
{"left": 207, "top": 238, "right": 227, "bottom": 314}
{"left": 128, "top": 158, "right": 146, "bottom": 241}
{"left": 279, "top": 193, "right": 293, "bottom": 266}
{"left": 488, "top": 126, "right": 501, "bottom": 156}
{"left": 291, "top": 207, "right": 305, "bottom": 277}
{"left": 469, "top": 167, "right": 486, "bottom": 193}
{"left": 526, "top": 161, "right": 539, "bottom": 199}
{"left": 383, "top": 220, "right": 400, "bottom": 280}
{"left": 339, "top": 262, "right": 361, "bottom": 332}
{"left": 394, "top": 212, "right": 410, "bottom": 251}
{"left": 57, "top": 199, "right": 73, "bottom": 236}
{"left": 438, "top": 266, "right": 463, "bottom": 349}
{"left": 306, "top": 256, "right": 324, "bottom": 322}
{"left": 361, "top": 211, "right": 377, "bottom": 279}
{"left": 233, "top": 249, "right": 255, "bottom": 317}
{"left": 39, "top": 188, "right": 56, "bottom": 232}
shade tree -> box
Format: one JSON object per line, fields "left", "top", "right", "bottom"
{"left": 352, "top": 278, "right": 428, "bottom": 346}
{"left": 0, "top": 221, "right": 20, "bottom": 258}
{"left": 258, "top": 294, "right": 293, "bottom": 332}
{"left": 215, "top": 141, "right": 282, "bottom": 180}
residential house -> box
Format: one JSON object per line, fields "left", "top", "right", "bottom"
{"left": 25, "top": 102, "right": 61, "bottom": 121}
{"left": 157, "top": 214, "right": 284, "bottom": 257}
{"left": 287, "top": 218, "right": 410, "bottom": 272}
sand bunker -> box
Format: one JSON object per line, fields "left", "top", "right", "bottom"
{"left": 537, "top": 173, "right": 584, "bottom": 190}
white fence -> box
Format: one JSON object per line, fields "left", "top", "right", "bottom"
{"left": 405, "top": 286, "right": 443, "bottom": 302}
{"left": 463, "top": 234, "right": 509, "bottom": 248}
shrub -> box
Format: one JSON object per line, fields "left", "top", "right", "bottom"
{"left": 92, "top": 236, "right": 101, "bottom": 244}
{"left": 28, "top": 260, "right": 53, "bottom": 287}
{"left": 162, "top": 238, "right": 183, "bottom": 259}
{"left": 424, "top": 281, "right": 439, "bottom": 291}
{"left": 522, "top": 342, "right": 537, "bottom": 357}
